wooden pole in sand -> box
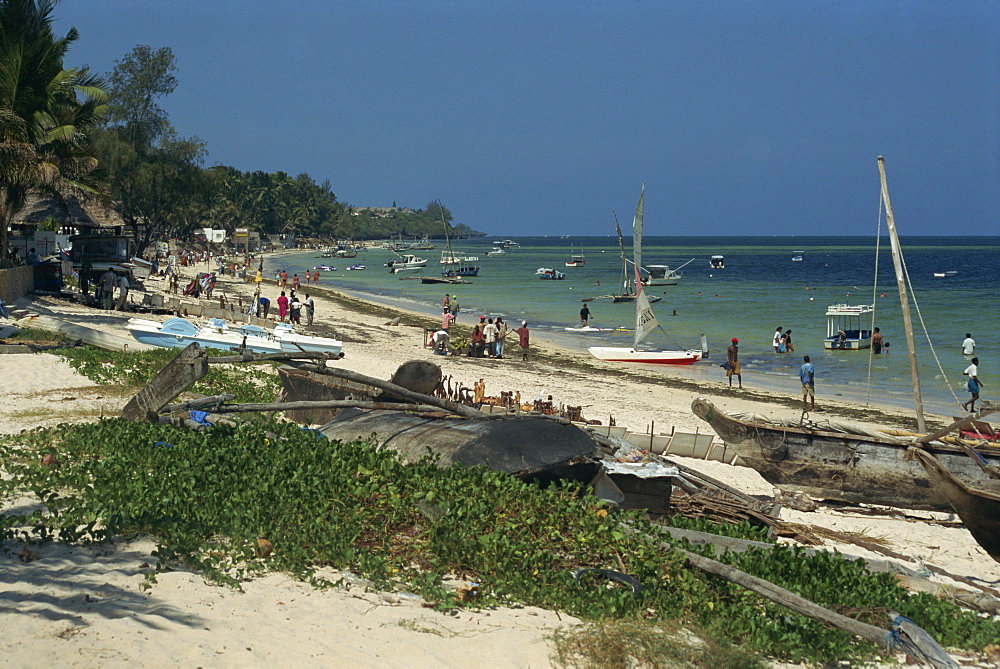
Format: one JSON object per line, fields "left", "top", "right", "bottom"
{"left": 878, "top": 156, "right": 926, "bottom": 433}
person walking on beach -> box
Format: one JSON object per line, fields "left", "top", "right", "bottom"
{"left": 442, "top": 294, "right": 450, "bottom": 310}
{"left": 773, "top": 327, "right": 783, "bottom": 353}
{"left": 872, "top": 327, "right": 884, "bottom": 355}
{"left": 963, "top": 357, "right": 983, "bottom": 412}
{"left": 289, "top": 295, "right": 302, "bottom": 325}
{"left": 279, "top": 269, "right": 288, "bottom": 288}
{"left": 514, "top": 321, "right": 530, "bottom": 361}
{"left": 800, "top": 355, "right": 815, "bottom": 412}
{"left": 293, "top": 273, "right": 300, "bottom": 291}
{"left": 726, "top": 338, "right": 742, "bottom": 388}
{"left": 580, "top": 302, "right": 592, "bottom": 327}
{"left": 304, "top": 294, "right": 315, "bottom": 325}
{"left": 963, "top": 333, "right": 976, "bottom": 356}
{"left": 277, "top": 291, "right": 289, "bottom": 322}
{"left": 450, "top": 295, "right": 460, "bottom": 321}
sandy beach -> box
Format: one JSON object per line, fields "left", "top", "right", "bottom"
{"left": 2, "top": 257, "right": 998, "bottom": 667}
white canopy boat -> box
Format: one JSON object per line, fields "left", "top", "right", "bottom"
{"left": 386, "top": 254, "right": 427, "bottom": 273}
{"left": 589, "top": 184, "right": 702, "bottom": 366}
{"left": 127, "top": 317, "right": 344, "bottom": 356}
{"left": 823, "top": 303, "right": 874, "bottom": 349}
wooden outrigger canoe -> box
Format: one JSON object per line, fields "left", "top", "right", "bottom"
{"left": 317, "top": 407, "right": 603, "bottom": 485}
{"left": 908, "top": 447, "right": 1000, "bottom": 563}
{"left": 691, "top": 398, "right": 1000, "bottom": 512}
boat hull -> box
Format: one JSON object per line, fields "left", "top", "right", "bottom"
{"left": 128, "top": 318, "right": 281, "bottom": 354}
{"left": 908, "top": 447, "right": 1000, "bottom": 563}
{"left": 317, "top": 408, "right": 602, "bottom": 485}
{"left": 692, "top": 398, "right": 1000, "bottom": 511}
{"left": 588, "top": 347, "right": 701, "bottom": 365}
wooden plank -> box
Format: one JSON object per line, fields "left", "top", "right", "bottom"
{"left": 121, "top": 343, "right": 209, "bottom": 422}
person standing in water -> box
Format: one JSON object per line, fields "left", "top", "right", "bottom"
{"left": 579, "top": 302, "right": 592, "bottom": 327}
{"left": 871, "top": 327, "right": 884, "bottom": 355}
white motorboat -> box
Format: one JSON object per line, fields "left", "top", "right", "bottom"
{"left": 641, "top": 259, "right": 694, "bottom": 286}
{"left": 589, "top": 185, "right": 702, "bottom": 366}
{"left": 709, "top": 255, "right": 725, "bottom": 269}
{"left": 536, "top": 267, "right": 566, "bottom": 280}
{"left": 127, "top": 317, "right": 344, "bottom": 356}
{"left": 386, "top": 254, "right": 427, "bottom": 273}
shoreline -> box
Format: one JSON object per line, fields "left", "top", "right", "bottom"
{"left": 259, "top": 249, "right": 954, "bottom": 432}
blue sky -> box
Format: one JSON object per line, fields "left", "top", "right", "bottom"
{"left": 54, "top": 1, "right": 998, "bottom": 236}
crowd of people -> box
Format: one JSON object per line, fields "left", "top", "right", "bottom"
{"left": 430, "top": 293, "right": 530, "bottom": 361}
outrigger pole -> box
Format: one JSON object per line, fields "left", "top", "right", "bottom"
{"left": 877, "top": 156, "right": 925, "bottom": 432}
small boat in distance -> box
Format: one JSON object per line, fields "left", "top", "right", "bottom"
{"left": 710, "top": 255, "right": 725, "bottom": 269}
{"left": 824, "top": 303, "right": 874, "bottom": 349}
{"left": 385, "top": 254, "right": 427, "bottom": 273}
{"left": 642, "top": 258, "right": 694, "bottom": 286}
{"left": 536, "top": 267, "right": 566, "bottom": 280}
{"left": 933, "top": 271, "right": 958, "bottom": 278}
{"left": 565, "top": 247, "right": 585, "bottom": 267}
{"left": 346, "top": 264, "right": 366, "bottom": 271}
{"left": 791, "top": 255, "right": 804, "bottom": 262}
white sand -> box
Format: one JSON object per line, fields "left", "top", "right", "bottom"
{"left": 2, "top": 262, "right": 998, "bottom": 667}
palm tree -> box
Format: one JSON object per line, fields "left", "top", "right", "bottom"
{"left": 0, "top": 0, "right": 106, "bottom": 260}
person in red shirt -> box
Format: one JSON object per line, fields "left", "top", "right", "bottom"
{"left": 514, "top": 321, "right": 530, "bottom": 361}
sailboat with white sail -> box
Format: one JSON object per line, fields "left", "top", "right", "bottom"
{"left": 588, "top": 185, "right": 702, "bottom": 365}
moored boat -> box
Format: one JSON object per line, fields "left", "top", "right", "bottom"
{"left": 536, "top": 267, "right": 566, "bottom": 280}
{"left": 824, "top": 303, "right": 874, "bottom": 349}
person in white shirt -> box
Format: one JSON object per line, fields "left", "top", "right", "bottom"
{"left": 483, "top": 318, "right": 498, "bottom": 357}
{"left": 962, "top": 334, "right": 976, "bottom": 356}
{"left": 962, "top": 357, "right": 983, "bottom": 412}
{"left": 115, "top": 273, "right": 130, "bottom": 311}
{"left": 773, "top": 327, "right": 783, "bottom": 353}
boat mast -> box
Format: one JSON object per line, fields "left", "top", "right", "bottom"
{"left": 877, "top": 156, "right": 925, "bottom": 432}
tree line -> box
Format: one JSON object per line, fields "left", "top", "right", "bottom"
{"left": 0, "top": 1, "right": 480, "bottom": 261}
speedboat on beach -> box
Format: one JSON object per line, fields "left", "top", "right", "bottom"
{"left": 127, "top": 317, "right": 344, "bottom": 356}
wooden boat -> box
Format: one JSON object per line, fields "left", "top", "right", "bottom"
{"left": 908, "top": 447, "right": 1000, "bottom": 562}
{"left": 318, "top": 408, "right": 602, "bottom": 484}
{"left": 588, "top": 185, "right": 702, "bottom": 366}
{"left": 691, "top": 398, "right": 1000, "bottom": 511}
{"left": 278, "top": 365, "right": 602, "bottom": 484}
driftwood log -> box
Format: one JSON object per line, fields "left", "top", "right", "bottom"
{"left": 122, "top": 343, "right": 209, "bottom": 422}
{"left": 624, "top": 525, "right": 890, "bottom": 649}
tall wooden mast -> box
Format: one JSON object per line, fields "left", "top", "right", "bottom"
{"left": 877, "top": 156, "right": 925, "bottom": 432}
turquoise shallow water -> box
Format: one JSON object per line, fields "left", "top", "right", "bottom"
{"left": 266, "top": 236, "right": 998, "bottom": 416}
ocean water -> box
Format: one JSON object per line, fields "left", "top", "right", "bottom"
{"left": 265, "top": 236, "right": 998, "bottom": 416}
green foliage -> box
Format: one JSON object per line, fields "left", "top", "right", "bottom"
{"left": 3, "top": 418, "right": 1000, "bottom": 665}
{"left": 54, "top": 345, "right": 280, "bottom": 403}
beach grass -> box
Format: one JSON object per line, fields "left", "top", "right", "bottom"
{"left": 3, "top": 418, "right": 999, "bottom": 665}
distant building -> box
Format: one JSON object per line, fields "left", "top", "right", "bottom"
{"left": 351, "top": 206, "right": 416, "bottom": 217}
